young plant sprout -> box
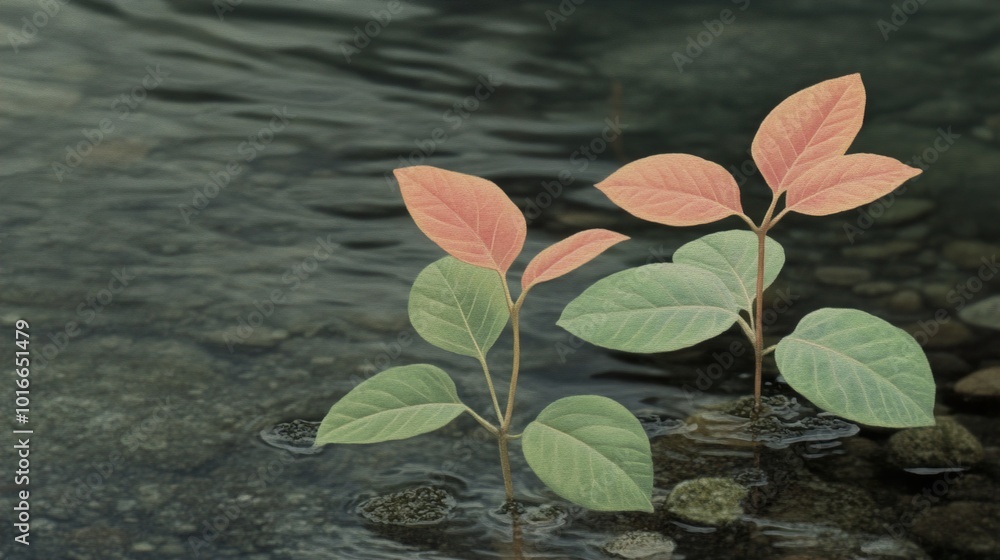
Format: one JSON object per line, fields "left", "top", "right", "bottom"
{"left": 559, "top": 74, "right": 936, "bottom": 428}
{"left": 314, "top": 166, "right": 654, "bottom": 512}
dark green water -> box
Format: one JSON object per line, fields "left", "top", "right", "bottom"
{"left": 1, "top": 1, "right": 999, "bottom": 558}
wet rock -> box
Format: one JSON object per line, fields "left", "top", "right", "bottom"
{"left": 259, "top": 419, "right": 322, "bottom": 454}
{"left": 358, "top": 486, "right": 456, "bottom": 526}
{"left": 958, "top": 295, "right": 1000, "bottom": 330}
{"left": 911, "top": 502, "right": 1000, "bottom": 557}
{"left": 887, "top": 289, "right": 923, "bottom": 313}
{"left": 925, "top": 352, "right": 972, "bottom": 379}
{"left": 854, "top": 281, "right": 896, "bottom": 297}
{"left": 920, "top": 283, "right": 952, "bottom": 308}
{"left": 665, "top": 477, "right": 747, "bottom": 525}
{"left": 602, "top": 530, "right": 676, "bottom": 559}
{"left": 815, "top": 266, "right": 871, "bottom": 286}
{"left": 942, "top": 240, "right": 1000, "bottom": 269}
{"left": 878, "top": 199, "right": 936, "bottom": 226}
{"left": 859, "top": 536, "right": 931, "bottom": 560}
{"left": 887, "top": 417, "right": 984, "bottom": 469}
{"left": 904, "top": 320, "right": 974, "bottom": 348}
{"left": 842, "top": 241, "right": 919, "bottom": 260}
{"left": 954, "top": 367, "right": 1000, "bottom": 399}
{"left": 765, "top": 478, "right": 879, "bottom": 532}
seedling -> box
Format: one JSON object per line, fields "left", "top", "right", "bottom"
{"left": 315, "top": 167, "right": 654, "bottom": 512}
{"left": 559, "top": 74, "right": 935, "bottom": 428}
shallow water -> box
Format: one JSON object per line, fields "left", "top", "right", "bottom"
{"left": 2, "top": 1, "right": 1000, "bottom": 558}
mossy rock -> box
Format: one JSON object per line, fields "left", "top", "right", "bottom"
{"left": 887, "top": 416, "right": 984, "bottom": 469}
{"left": 665, "top": 477, "right": 747, "bottom": 525}
{"left": 357, "top": 486, "right": 456, "bottom": 526}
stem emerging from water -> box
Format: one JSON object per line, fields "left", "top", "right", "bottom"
{"left": 751, "top": 193, "right": 781, "bottom": 416}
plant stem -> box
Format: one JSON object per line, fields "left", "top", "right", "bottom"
{"left": 478, "top": 356, "right": 505, "bottom": 424}
{"left": 751, "top": 194, "right": 781, "bottom": 415}
{"left": 753, "top": 228, "right": 766, "bottom": 414}
{"left": 498, "top": 432, "right": 515, "bottom": 503}
{"left": 465, "top": 407, "right": 500, "bottom": 436}
{"left": 497, "top": 276, "right": 527, "bottom": 507}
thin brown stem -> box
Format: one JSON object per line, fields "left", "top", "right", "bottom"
{"left": 498, "top": 435, "right": 514, "bottom": 503}
{"left": 752, "top": 193, "right": 781, "bottom": 415}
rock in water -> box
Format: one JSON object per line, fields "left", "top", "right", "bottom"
{"left": 602, "top": 531, "right": 676, "bottom": 559}
{"left": 887, "top": 416, "right": 984, "bottom": 469}
{"left": 358, "top": 486, "right": 456, "bottom": 526}
{"left": 665, "top": 477, "right": 747, "bottom": 525}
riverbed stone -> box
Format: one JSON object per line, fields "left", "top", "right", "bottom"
{"left": 887, "top": 289, "right": 924, "bottom": 313}
{"left": 878, "top": 198, "right": 936, "bottom": 226}
{"left": 842, "top": 240, "right": 919, "bottom": 259}
{"left": 911, "top": 502, "right": 1000, "bottom": 557}
{"left": 887, "top": 416, "right": 984, "bottom": 469}
{"left": 665, "top": 477, "right": 747, "bottom": 525}
{"left": 815, "top": 266, "right": 871, "bottom": 286}
{"left": 942, "top": 240, "right": 1000, "bottom": 269}
{"left": 954, "top": 367, "right": 1000, "bottom": 399}
{"left": 602, "top": 531, "right": 676, "bottom": 559}
{"left": 904, "top": 320, "right": 974, "bottom": 348}
{"left": 853, "top": 281, "right": 896, "bottom": 297}
{"left": 957, "top": 295, "right": 1000, "bottom": 330}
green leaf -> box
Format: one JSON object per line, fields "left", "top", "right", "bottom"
{"left": 409, "top": 257, "right": 509, "bottom": 359}
{"left": 673, "top": 230, "right": 785, "bottom": 312}
{"left": 522, "top": 395, "right": 653, "bottom": 512}
{"left": 557, "top": 263, "right": 740, "bottom": 353}
{"left": 315, "top": 364, "right": 467, "bottom": 444}
{"left": 775, "top": 308, "right": 935, "bottom": 428}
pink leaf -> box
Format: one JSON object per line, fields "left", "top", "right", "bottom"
{"left": 521, "top": 229, "right": 629, "bottom": 292}
{"left": 595, "top": 154, "right": 744, "bottom": 226}
{"left": 751, "top": 73, "right": 866, "bottom": 194}
{"left": 394, "top": 166, "right": 526, "bottom": 274}
{"left": 783, "top": 154, "right": 922, "bottom": 216}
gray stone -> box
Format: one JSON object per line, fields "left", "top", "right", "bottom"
{"left": 958, "top": 295, "right": 1000, "bottom": 330}
{"left": 912, "top": 502, "right": 1000, "bottom": 557}
{"left": 954, "top": 367, "right": 1000, "bottom": 399}
{"left": 842, "top": 241, "right": 919, "bottom": 259}
{"left": 854, "top": 281, "right": 896, "bottom": 297}
{"left": 602, "top": 531, "right": 676, "bottom": 559}
{"left": 904, "top": 320, "right": 974, "bottom": 348}
{"left": 887, "top": 416, "right": 984, "bottom": 469}
{"left": 878, "top": 199, "right": 936, "bottom": 226}
{"left": 815, "top": 266, "right": 871, "bottom": 286}
{"left": 665, "top": 477, "right": 747, "bottom": 525}
{"left": 887, "top": 289, "right": 924, "bottom": 313}
{"left": 259, "top": 419, "right": 322, "bottom": 454}
{"left": 943, "top": 240, "right": 1000, "bottom": 269}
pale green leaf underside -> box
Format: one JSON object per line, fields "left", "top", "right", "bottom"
{"left": 673, "top": 230, "right": 785, "bottom": 312}
{"left": 775, "top": 308, "right": 935, "bottom": 428}
{"left": 409, "top": 257, "right": 509, "bottom": 359}
{"left": 315, "top": 364, "right": 467, "bottom": 444}
{"left": 522, "top": 395, "right": 653, "bottom": 512}
{"left": 557, "top": 263, "right": 740, "bottom": 353}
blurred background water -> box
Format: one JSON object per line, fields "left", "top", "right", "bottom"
{"left": 1, "top": 0, "right": 999, "bottom": 558}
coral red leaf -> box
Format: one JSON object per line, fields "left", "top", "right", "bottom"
{"left": 521, "top": 229, "right": 629, "bottom": 292}
{"left": 394, "top": 166, "right": 526, "bottom": 274}
{"left": 595, "top": 154, "right": 744, "bottom": 227}
{"left": 751, "top": 74, "right": 866, "bottom": 194}
{"left": 783, "top": 154, "right": 922, "bottom": 216}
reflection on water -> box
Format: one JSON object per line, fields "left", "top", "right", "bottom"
{"left": 2, "top": 0, "right": 999, "bottom": 558}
